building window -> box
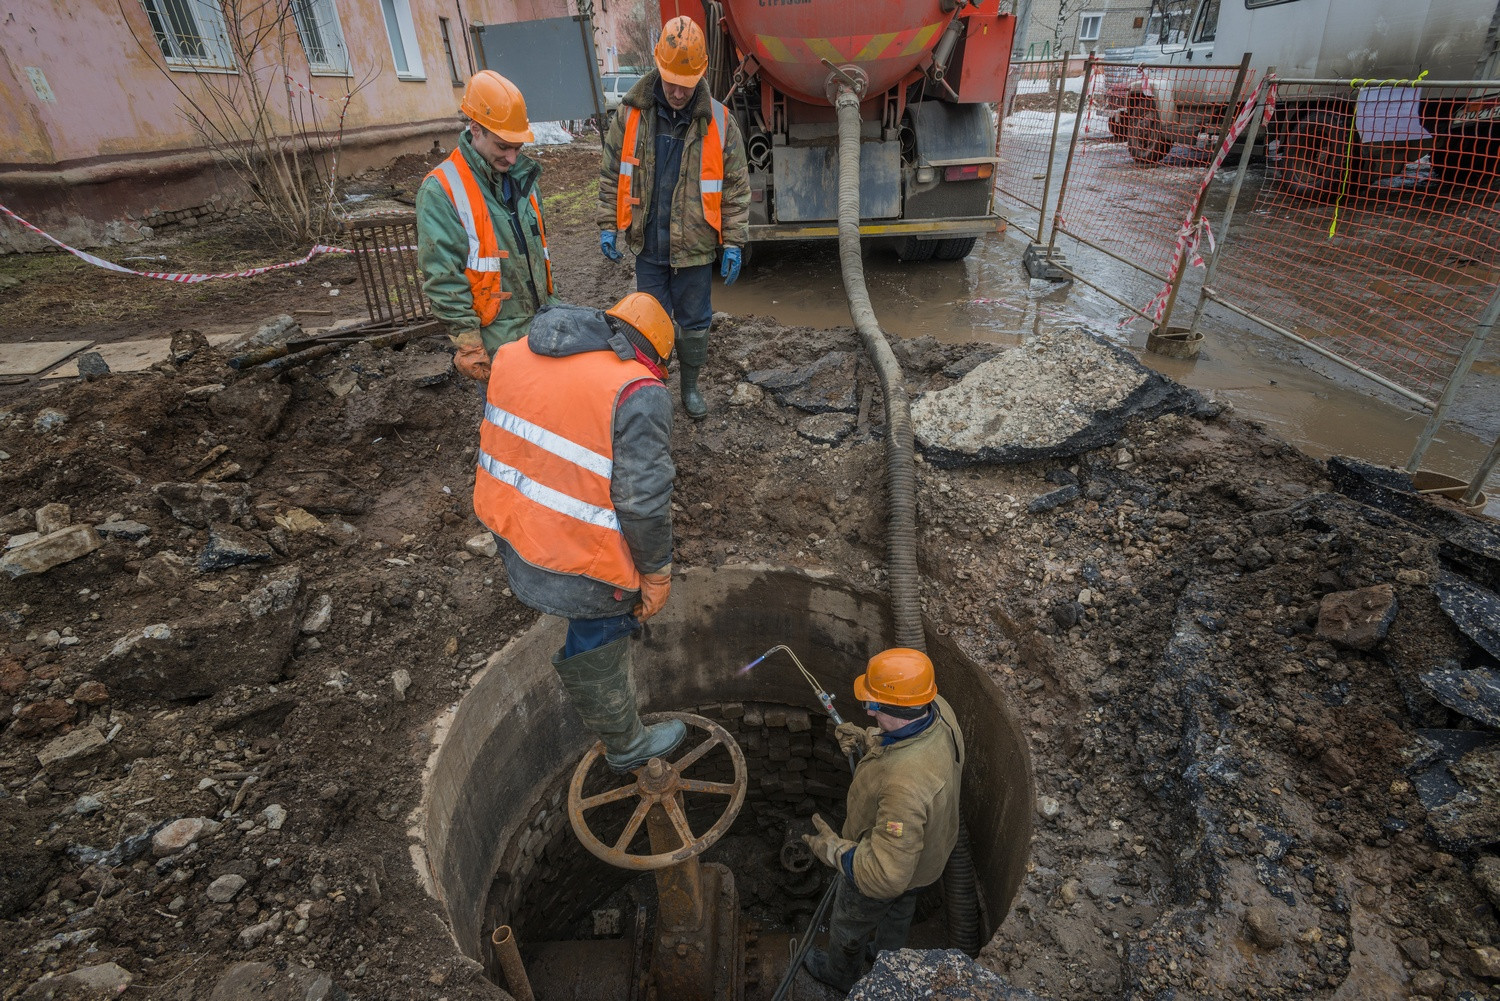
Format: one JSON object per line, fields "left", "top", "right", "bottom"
{"left": 439, "top": 17, "right": 463, "bottom": 86}
{"left": 140, "top": 0, "right": 235, "bottom": 70}
{"left": 291, "top": 0, "right": 349, "bottom": 75}
{"left": 380, "top": 0, "right": 426, "bottom": 80}
{"left": 1078, "top": 12, "right": 1103, "bottom": 42}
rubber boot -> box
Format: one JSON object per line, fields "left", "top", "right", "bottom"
{"left": 677, "top": 327, "right": 710, "bottom": 420}
{"left": 550, "top": 635, "right": 686, "bottom": 772}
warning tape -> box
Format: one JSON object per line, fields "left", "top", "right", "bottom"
{"left": 1135, "top": 77, "right": 1277, "bottom": 326}
{"left": 284, "top": 74, "right": 354, "bottom": 107}
{"left": 0, "top": 203, "right": 351, "bottom": 284}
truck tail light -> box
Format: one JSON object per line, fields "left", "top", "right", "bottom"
{"left": 943, "top": 163, "right": 994, "bottom": 182}
{"left": 916, "top": 167, "right": 936, "bottom": 183}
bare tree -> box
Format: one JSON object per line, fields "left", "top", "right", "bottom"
{"left": 617, "top": 0, "right": 658, "bottom": 71}
{"left": 124, "top": 0, "right": 375, "bottom": 245}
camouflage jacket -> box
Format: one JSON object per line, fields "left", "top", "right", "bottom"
{"left": 597, "top": 72, "right": 751, "bottom": 268}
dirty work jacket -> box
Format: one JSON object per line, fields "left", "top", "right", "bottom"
{"left": 841, "top": 695, "right": 966, "bottom": 901}
{"left": 417, "top": 130, "right": 557, "bottom": 354}
{"left": 483, "top": 305, "right": 675, "bottom": 620}
{"left": 598, "top": 71, "right": 751, "bottom": 268}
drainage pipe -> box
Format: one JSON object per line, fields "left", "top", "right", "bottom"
{"left": 491, "top": 925, "right": 535, "bottom": 1001}
{"left": 832, "top": 81, "right": 982, "bottom": 958}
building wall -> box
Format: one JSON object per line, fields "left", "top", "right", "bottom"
{"left": 1016, "top": 0, "right": 1155, "bottom": 58}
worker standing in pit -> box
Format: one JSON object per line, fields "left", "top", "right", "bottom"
{"left": 801, "top": 649, "right": 967, "bottom": 992}
{"left": 597, "top": 15, "right": 751, "bottom": 420}
{"left": 418, "top": 70, "right": 557, "bottom": 384}
{"left": 473, "top": 292, "right": 686, "bottom": 772}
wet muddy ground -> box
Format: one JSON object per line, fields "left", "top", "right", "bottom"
{"left": 2, "top": 141, "right": 1499, "bottom": 1001}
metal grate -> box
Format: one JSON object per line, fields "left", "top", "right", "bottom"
{"left": 345, "top": 214, "right": 431, "bottom": 326}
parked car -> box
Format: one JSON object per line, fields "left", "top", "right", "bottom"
{"left": 601, "top": 73, "right": 642, "bottom": 116}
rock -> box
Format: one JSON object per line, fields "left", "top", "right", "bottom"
{"left": 796, "top": 413, "right": 855, "bottom": 445}
{"left": 729, "top": 382, "right": 764, "bottom": 407}
{"left": 72, "top": 681, "right": 109, "bottom": 705}
{"left": 247, "top": 314, "right": 300, "bottom": 349}
{"left": 34, "top": 503, "right": 71, "bottom": 534}
{"left": 13, "top": 699, "right": 77, "bottom": 737}
{"left": 1399, "top": 936, "right": 1432, "bottom": 968}
{"left": 1470, "top": 946, "right": 1500, "bottom": 978}
{"left": 0, "top": 525, "right": 102, "bottom": 579}
{"left": 392, "top": 669, "right": 412, "bottom": 700}
{"left": 33, "top": 408, "right": 67, "bottom": 432}
{"left": 94, "top": 520, "right": 151, "bottom": 541}
{"left": 301, "top": 594, "right": 332, "bottom": 634}
{"left": 1245, "top": 906, "right": 1285, "bottom": 948}
{"left": 1410, "top": 969, "right": 1445, "bottom": 997}
{"left": 0, "top": 508, "right": 32, "bottom": 534}
{"left": 209, "top": 381, "right": 293, "bottom": 438}
{"left": 1028, "top": 484, "right": 1079, "bottom": 513}
{"left": 169, "top": 328, "right": 209, "bottom": 363}
{"left": 262, "top": 804, "right": 287, "bottom": 830}
{"left": 1316, "top": 584, "right": 1397, "bottom": 651}
{"left": 207, "top": 874, "right": 247, "bottom": 903}
{"left": 0, "top": 658, "right": 27, "bottom": 695}
{"left": 1474, "top": 856, "right": 1500, "bottom": 911}
{"left": 1433, "top": 569, "right": 1500, "bottom": 661}
{"left": 1158, "top": 510, "right": 1191, "bottom": 529}
{"left": 209, "top": 961, "right": 346, "bottom": 1001}
{"left": 1426, "top": 745, "right": 1500, "bottom": 851}
{"left": 846, "top": 949, "right": 1041, "bottom": 1000}
{"left": 5, "top": 531, "right": 41, "bottom": 549}
{"left": 184, "top": 384, "right": 226, "bottom": 400}
{"left": 19, "top": 962, "right": 135, "bottom": 999}
{"left": 76, "top": 352, "right": 111, "bottom": 380}
{"left": 152, "top": 817, "right": 211, "bottom": 857}
{"left": 1418, "top": 666, "right": 1500, "bottom": 729}
{"left": 1236, "top": 543, "right": 1274, "bottom": 571}
{"left": 394, "top": 352, "right": 453, "bottom": 387}
{"left": 274, "top": 508, "right": 323, "bottom": 533}
{"left": 37, "top": 727, "right": 107, "bottom": 772}
{"left": 747, "top": 351, "right": 858, "bottom": 413}
{"left": 465, "top": 533, "right": 497, "bottom": 558}
{"left": 239, "top": 920, "right": 273, "bottom": 948}
{"left": 72, "top": 795, "right": 104, "bottom": 815}
{"left": 1037, "top": 795, "right": 1062, "bottom": 819}
{"left": 199, "top": 524, "right": 274, "bottom": 572}
{"left": 153, "top": 482, "right": 251, "bottom": 528}
{"left": 135, "top": 551, "right": 187, "bottom": 588}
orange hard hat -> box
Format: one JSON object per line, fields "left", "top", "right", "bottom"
{"left": 460, "top": 70, "right": 534, "bottom": 144}
{"left": 607, "top": 292, "right": 677, "bottom": 363}
{"left": 854, "top": 648, "right": 937, "bottom": 707}
{"left": 654, "top": 16, "right": 708, "bottom": 87}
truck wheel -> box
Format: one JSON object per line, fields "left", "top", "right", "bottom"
{"left": 1270, "top": 110, "right": 1350, "bottom": 200}
{"left": 932, "top": 237, "right": 977, "bottom": 260}
{"left": 1122, "top": 100, "right": 1171, "bottom": 164}
{"left": 1432, "top": 126, "right": 1500, "bottom": 186}
{"left": 895, "top": 237, "right": 937, "bottom": 262}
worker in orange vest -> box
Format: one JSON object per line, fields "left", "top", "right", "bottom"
{"left": 418, "top": 71, "right": 556, "bottom": 383}
{"left": 598, "top": 15, "right": 751, "bottom": 420}
{"left": 473, "top": 292, "right": 685, "bottom": 771}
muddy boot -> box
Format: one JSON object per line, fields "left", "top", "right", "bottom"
{"left": 550, "top": 636, "right": 686, "bottom": 772}
{"left": 677, "top": 327, "right": 710, "bottom": 420}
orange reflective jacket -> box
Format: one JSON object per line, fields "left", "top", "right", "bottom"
{"left": 427, "top": 150, "right": 552, "bottom": 328}
{"left": 615, "top": 99, "right": 728, "bottom": 241}
{"left": 473, "top": 341, "right": 658, "bottom": 590}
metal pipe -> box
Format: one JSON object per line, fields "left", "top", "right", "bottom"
{"left": 930, "top": 16, "right": 967, "bottom": 83}
{"left": 491, "top": 926, "right": 535, "bottom": 1001}
{"left": 1464, "top": 434, "right": 1500, "bottom": 507}
{"left": 1406, "top": 283, "right": 1500, "bottom": 471}
{"left": 1054, "top": 223, "right": 1171, "bottom": 283}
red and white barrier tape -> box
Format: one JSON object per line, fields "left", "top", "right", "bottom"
{"left": 1134, "top": 77, "right": 1277, "bottom": 326}
{"left": 0, "top": 203, "right": 350, "bottom": 283}
{"left": 284, "top": 74, "right": 354, "bottom": 107}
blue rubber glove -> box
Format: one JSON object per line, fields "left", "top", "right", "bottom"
{"left": 721, "top": 246, "right": 742, "bottom": 285}
{"left": 600, "top": 230, "right": 622, "bottom": 261}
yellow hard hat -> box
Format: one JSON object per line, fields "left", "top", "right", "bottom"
{"left": 607, "top": 292, "right": 677, "bottom": 363}
{"left": 854, "top": 648, "right": 937, "bottom": 707}
{"left": 460, "top": 71, "right": 534, "bottom": 144}
{"left": 654, "top": 16, "right": 708, "bottom": 87}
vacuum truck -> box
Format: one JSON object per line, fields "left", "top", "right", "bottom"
{"left": 662, "top": 0, "right": 1015, "bottom": 260}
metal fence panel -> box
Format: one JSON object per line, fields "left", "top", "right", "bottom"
{"left": 994, "top": 57, "right": 1070, "bottom": 239}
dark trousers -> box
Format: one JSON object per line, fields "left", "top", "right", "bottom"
{"left": 635, "top": 258, "right": 713, "bottom": 331}
{"left": 562, "top": 614, "right": 638, "bottom": 658}
{"left": 824, "top": 878, "right": 921, "bottom": 989}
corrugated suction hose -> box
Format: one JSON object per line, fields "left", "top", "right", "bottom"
{"left": 833, "top": 86, "right": 981, "bottom": 958}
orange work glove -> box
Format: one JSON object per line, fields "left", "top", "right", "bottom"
{"left": 633, "top": 565, "right": 672, "bottom": 622}
{"left": 453, "top": 342, "right": 492, "bottom": 382}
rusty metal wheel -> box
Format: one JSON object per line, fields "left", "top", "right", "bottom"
{"left": 567, "top": 712, "right": 747, "bottom": 871}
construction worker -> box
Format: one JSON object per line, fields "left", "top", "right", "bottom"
{"left": 801, "top": 649, "right": 967, "bottom": 992}
{"left": 597, "top": 15, "right": 751, "bottom": 420}
{"left": 418, "top": 70, "right": 557, "bottom": 383}
{"left": 473, "top": 292, "right": 685, "bottom": 771}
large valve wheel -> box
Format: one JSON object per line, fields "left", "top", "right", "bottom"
{"left": 567, "top": 712, "right": 747, "bottom": 871}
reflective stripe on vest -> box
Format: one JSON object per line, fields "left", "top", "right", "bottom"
{"left": 428, "top": 153, "right": 508, "bottom": 327}
{"left": 615, "top": 100, "right": 728, "bottom": 243}
{"left": 528, "top": 191, "right": 553, "bottom": 295}
{"left": 473, "top": 342, "right": 656, "bottom": 591}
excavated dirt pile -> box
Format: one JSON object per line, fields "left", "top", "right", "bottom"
{"left": 2, "top": 143, "right": 1500, "bottom": 1000}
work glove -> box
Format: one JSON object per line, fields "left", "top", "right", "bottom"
{"left": 720, "top": 246, "right": 742, "bottom": 285}
{"left": 836, "top": 721, "right": 878, "bottom": 758}
{"left": 450, "top": 332, "right": 491, "bottom": 383}
{"left": 600, "top": 230, "right": 623, "bottom": 261}
{"left": 633, "top": 565, "right": 672, "bottom": 622}
{"left": 802, "top": 813, "right": 857, "bottom": 871}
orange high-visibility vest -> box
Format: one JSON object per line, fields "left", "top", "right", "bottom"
{"left": 473, "top": 341, "right": 659, "bottom": 591}
{"left": 427, "top": 150, "right": 552, "bottom": 328}
{"left": 615, "top": 99, "right": 728, "bottom": 242}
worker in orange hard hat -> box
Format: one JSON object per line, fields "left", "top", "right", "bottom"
{"left": 417, "top": 70, "right": 558, "bottom": 383}
{"left": 474, "top": 292, "right": 687, "bottom": 772}
{"left": 598, "top": 15, "right": 750, "bottom": 420}
{"left": 800, "top": 648, "right": 967, "bottom": 992}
